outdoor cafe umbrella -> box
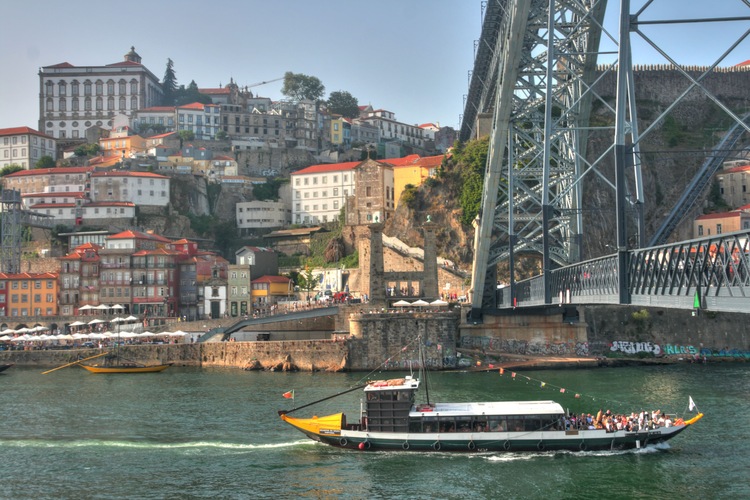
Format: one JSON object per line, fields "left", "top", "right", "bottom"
{"left": 95, "top": 304, "right": 111, "bottom": 313}
{"left": 393, "top": 300, "right": 411, "bottom": 307}
{"left": 125, "top": 316, "right": 138, "bottom": 322}
{"left": 78, "top": 305, "right": 94, "bottom": 311}
{"left": 1, "top": 328, "right": 15, "bottom": 335}
{"left": 411, "top": 299, "right": 430, "bottom": 307}
{"left": 88, "top": 319, "right": 105, "bottom": 325}
{"left": 430, "top": 299, "right": 449, "bottom": 307}
{"left": 0, "top": 335, "right": 12, "bottom": 341}
{"left": 111, "top": 304, "right": 124, "bottom": 310}
{"left": 15, "top": 327, "right": 30, "bottom": 334}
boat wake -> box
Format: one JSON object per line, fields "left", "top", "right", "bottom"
{"left": 483, "top": 442, "right": 671, "bottom": 461}
{"left": 0, "top": 438, "right": 314, "bottom": 451}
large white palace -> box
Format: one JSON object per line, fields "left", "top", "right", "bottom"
{"left": 38, "top": 47, "right": 163, "bottom": 140}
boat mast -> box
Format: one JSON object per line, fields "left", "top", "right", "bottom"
{"left": 419, "top": 335, "right": 430, "bottom": 405}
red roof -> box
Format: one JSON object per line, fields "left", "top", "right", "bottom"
{"left": 0, "top": 272, "right": 58, "bottom": 280}
{"left": 695, "top": 211, "right": 742, "bottom": 221}
{"left": 91, "top": 171, "right": 168, "bottom": 179}
{"left": 178, "top": 102, "right": 209, "bottom": 110}
{"left": 44, "top": 62, "right": 75, "bottom": 69}
{"left": 252, "top": 275, "right": 291, "bottom": 284}
{"left": 736, "top": 60, "right": 750, "bottom": 67}
{"left": 106, "top": 61, "right": 143, "bottom": 68}
{"left": 4, "top": 166, "right": 93, "bottom": 178}
{"left": 108, "top": 230, "right": 172, "bottom": 242}
{"left": 83, "top": 201, "right": 135, "bottom": 207}
{"left": 148, "top": 132, "right": 177, "bottom": 139}
{"left": 0, "top": 126, "right": 54, "bottom": 140}
{"left": 293, "top": 161, "right": 360, "bottom": 175}
{"left": 723, "top": 164, "right": 750, "bottom": 174}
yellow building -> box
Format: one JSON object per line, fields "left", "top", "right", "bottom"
{"left": 0, "top": 272, "right": 59, "bottom": 317}
{"left": 389, "top": 154, "right": 444, "bottom": 207}
{"left": 99, "top": 127, "right": 147, "bottom": 159}
{"left": 251, "top": 275, "right": 293, "bottom": 306}
{"left": 693, "top": 208, "right": 750, "bottom": 237}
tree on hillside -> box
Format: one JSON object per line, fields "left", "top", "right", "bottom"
{"left": 281, "top": 72, "right": 325, "bottom": 102}
{"left": 0, "top": 164, "right": 23, "bottom": 177}
{"left": 35, "top": 156, "right": 55, "bottom": 169}
{"left": 178, "top": 130, "right": 195, "bottom": 147}
{"left": 174, "top": 80, "right": 213, "bottom": 106}
{"left": 162, "top": 58, "right": 178, "bottom": 106}
{"left": 327, "top": 90, "right": 359, "bottom": 119}
{"left": 74, "top": 143, "right": 100, "bottom": 157}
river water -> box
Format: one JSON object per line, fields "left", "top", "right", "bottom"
{"left": 2, "top": 362, "right": 747, "bottom": 499}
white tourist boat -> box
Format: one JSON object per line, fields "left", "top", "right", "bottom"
{"left": 280, "top": 341, "right": 703, "bottom": 453}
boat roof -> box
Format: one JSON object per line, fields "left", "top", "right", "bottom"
{"left": 365, "top": 376, "right": 420, "bottom": 391}
{"left": 413, "top": 400, "right": 565, "bottom": 416}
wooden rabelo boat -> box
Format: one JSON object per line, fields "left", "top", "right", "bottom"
{"left": 79, "top": 361, "right": 172, "bottom": 374}
{"left": 280, "top": 343, "right": 703, "bottom": 453}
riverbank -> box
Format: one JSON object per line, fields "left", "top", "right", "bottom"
{"left": 1, "top": 340, "right": 744, "bottom": 372}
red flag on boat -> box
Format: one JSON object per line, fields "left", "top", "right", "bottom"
{"left": 282, "top": 390, "right": 294, "bottom": 399}
{"left": 511, "top": 372, "right": 516, "bottom": 378}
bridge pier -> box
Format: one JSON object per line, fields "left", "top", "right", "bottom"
{"left": 459, "top": 306, "right": 589, "bottom": 358}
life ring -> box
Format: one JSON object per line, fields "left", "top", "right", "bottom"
{"left": 362, "top": 440, "right": 371, "bottom": 450}
{"left": 339, "top": 437, "right": 348, "bottom": 447}
{"left": 432, "top": 441, "right": 441, "bottom": 451}
{"left": 579, "top": 441, "right": 587, "bottom": 451}
{"left": 503, "top": 440, "right": 511, "bottom": 451}
{"left": 468, "top": 441, "right": 476, "bottom": 451}
{"left": 402, "top": 441, "right": 410, "bottom": 450}
{"left": 537, "top": 441, "right": 545, "bottom": 451}
{"left": 674, "top": 418, "right": 684, "bottom": 426}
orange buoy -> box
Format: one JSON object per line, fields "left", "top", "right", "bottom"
{"left": 358, "top": 442, "right": 365, "bottom": 450}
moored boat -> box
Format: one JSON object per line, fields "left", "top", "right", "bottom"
{"left": 0, "top": 363, "right": 14, "bottom": 373}
{"left": 280, "top": 341, "right": 704, "bottom": 453}
{"left": 78, "top": 362, "right": 172, "bottom": 374}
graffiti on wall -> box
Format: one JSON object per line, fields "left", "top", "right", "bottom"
{"left": 609, "top": 341, "right": 662, "bottom": 356}
{"left": 460, "top": 336, "right": 589, "bottom": 357}
{"left": 610, "top": 341, "right": 750, "bottom": 359}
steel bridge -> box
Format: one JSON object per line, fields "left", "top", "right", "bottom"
{"left": 462, "top": 0, "right": 750, "bottom": 318}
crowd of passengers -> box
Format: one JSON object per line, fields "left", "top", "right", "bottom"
{"left": 564, "top": 409, "right": 678, "bottom": 432}
{"left": 409, "top": 409, "right": 677, "bottom": 433}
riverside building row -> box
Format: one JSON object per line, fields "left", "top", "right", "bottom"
{"left": 0, "top": 231, "right": 288, "bottom": 321}
{"left": 37, "top": 47, "right": 455, "bottom": 154}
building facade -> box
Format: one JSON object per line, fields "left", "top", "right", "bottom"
{"left": 0, "top": 272, "right": 59, "bottom": 317}
{"left": 236, "top": 200, "right": 291, "bottom": 232}
{"left": 291, "top": 161, "right": 358, "bottom": 224}
{"left": 38, "top": 47, "right": 163, "bottom": 139}
{"left": 0, "top": 127, "right": 57, "bottom": 170}
{"left": 717, "top": 164, "right": 750, "bottom": 208}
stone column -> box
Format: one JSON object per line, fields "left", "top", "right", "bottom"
{"left": 421, "top": 219, "right": 439, "bottom": 299}
{"left": 359, "top": 223, "right": 385, "bottom": 306}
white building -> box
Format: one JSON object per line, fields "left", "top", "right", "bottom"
{"left": 290, "top": 161, "right": 358, "bottom": 224}
{"left": 0, "top": 127, "right": 57, "bottom": 170}
{"left": 90, "top": 171, "right": 170, "bottom": 207}
{"left": 358, "top": 107, "right": 425, "bottom": 148}
{"left": 236, "top": 200, "right": 291, "bottom": 232}
{"left": 176, "top": 102, "right": 221, "bottom": 140}
{"left": 38, "top": 47, "right": 163, "bottom": 139}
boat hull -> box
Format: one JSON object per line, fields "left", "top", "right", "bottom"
{"left": 79, "top": 363, "right": 172, "bottom": 374}
{"left": 282, "top": 413, "right": 703, "bottom": 453}
{"left": 0, "top": 363, "right": 14, "bottom": 373}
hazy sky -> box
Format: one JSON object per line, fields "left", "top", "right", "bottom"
{"left": 0, "top": 0, "right": 747, "bottom": 133}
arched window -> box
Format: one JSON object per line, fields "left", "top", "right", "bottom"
{"left": 96, "top": 97, "right": 103, "bottom": 110}
{"left": 95, "top": 80, "right": 103, "bottom": 95}
{"left": 58, "top": 81, "right": 67, "bottom": 96}
{"left": 107, "top": 97, "right": 114, "bottom": 110}
{"left": 119, "top": 79, "right": 126, "bottom": 95}
{"left": 45, "top": 81, "right": 54, "bottom": 97}
{"left": 119, "top": 97, "right": 126, "bottom": 110}
{"left": 84, "top": 81, "right": 92, "bottom": 96}
{"left": 59, "top": 98, "right": 66, "bottom": 112}
{"left": 72, "top": 98, "right": 79, "bottom": 111}
{"left": 46, "top": 97, "right": 53, "bottom": 111}
{"left": 130, "top": 80, "right": 138, "bottom": 94}
{"left": 130, "top": 96, "right": 138, "bottom": 110}
{"left": 84, "top": 97, "right": 92, "bottom": 111}
{"left": 107, "top": 80, "right": 115, "bottom": 95}
{"left": 71, "top": 81, "right": 79, "bottom": 96}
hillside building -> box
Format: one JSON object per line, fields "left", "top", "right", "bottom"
{"left": 38, "top": 46, "right": 163, "bottom": 139}
{"left": 0, "top": 127, "right": 57, "bottom": 170}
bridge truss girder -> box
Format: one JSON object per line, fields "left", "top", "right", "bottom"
{"left": 470, "top": 0, "right": 628, "bottom": 314}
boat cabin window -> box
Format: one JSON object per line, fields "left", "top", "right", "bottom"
{"left": 366, "top": 389, "right": 415, "bottom": 433}
{"left": 407, "top": 414, "right": 564, "bottom": 433}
